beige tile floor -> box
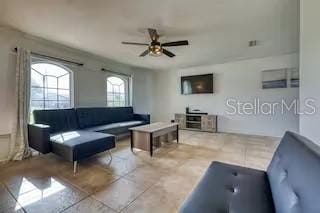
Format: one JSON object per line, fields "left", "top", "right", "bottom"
{"left": 0, "top": 130, "right": 280, "bottom": 213}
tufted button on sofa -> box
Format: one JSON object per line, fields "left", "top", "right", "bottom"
{"left": 180, "top": 131, "right": 320, "bottom": 213}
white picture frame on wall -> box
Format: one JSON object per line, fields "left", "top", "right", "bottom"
{"left": 289, "top": 68, "right": 299, "bottom": 88}
{"left": 262, "top": 69, "right": 287, "bottom": 89}
{"left": 262, "top": 68, "right": 299, "bottom": 89}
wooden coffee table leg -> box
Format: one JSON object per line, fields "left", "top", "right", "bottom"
{"left": 150, "top": 133, "right": 153, "bottom": 157}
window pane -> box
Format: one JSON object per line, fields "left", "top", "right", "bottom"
{"left": 58, "top": 89, "right": 70, "bottom": 101}
{"left": 108, "top": 77, "right": 124, "bottom": 85}
{"left": 107, "top": 81, "right": 113, "bottom": 92}
{"left": 31, "top": 70, "right": 43, "bottom": 87}
{"left": 45, "top": 76, "right": 57, "bottom": 88}
{"left": 30, "top": 63, "right": 72, "bottom": 112}
{"left": 31, "top": 87, "right": 44, "bottom": 100}
{"left": 45, "top": 88, "right": 58, "bottom": 101}
{"left": 120, "top": 94, "right": 125, "bottom": 102}
{"left": 114, "top": 94, "right": 121, "bottom": 101}
{"left": 107, "top": 94, "right": 114, "bottom": 101}
{"left": 106, "top": 76, "right": 129, "bottom": 107}
{"left": 32, "top": 63, "right": 68, "bottom": 77}
{"left": 58, "top": 75, "right": 70, "bottom": 89}
{"left": 58, "top": 101, "right": 70, "bottom": 109}
{"left": 45, "top": 101, "right": 58, "bottom": 109}
{"left": 31, "top": 101, "right": 44, "bottom": 110}
{"left": 120, "top": 84, "right": 125, "bottom": 93}
{"left": 113, "top": 85, "right": 120, "bottom": 93}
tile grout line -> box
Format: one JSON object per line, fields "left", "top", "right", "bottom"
{"left": 57, "top": 170, "right": 123, "bottom": 213}
{"left": 93, "top": 197, "right": 119, "bottom": 213}
{"left": 119, "top": 153, "right": 199, "bottom": 213}
{"left": 115, "top": 141, "right": 208, "bottom": 213}
{"left": 56, "top": 148, "right": 166, "bottom": 213}
{"left": 59, "top": 192, "right": 119, "bottom": 213}
{"left": 1, "top": 181, "right": 28, "bottom": 213}
{"left": 56, "top": 172, "right": 116, "bottom": 212}
{"left": 0, "top": 132, "right": 275, "bottom": 213}
{"left": 58, "top": 171, "right": 122, "bottom": 196}
{"left": 118, "top": 146, "right": 190, "bottom": 212}
{"left": 118, "top": 178, "right": 158, "bottom": 213}
{"left": 58, "top": 194, "right": 91, "bottom": 213}
{"left": 58, "top": 163, "right": 145, "bottom": 213}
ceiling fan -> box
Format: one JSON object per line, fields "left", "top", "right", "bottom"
{"left": 121, "top": 28, "right": 189, "bottom": 58}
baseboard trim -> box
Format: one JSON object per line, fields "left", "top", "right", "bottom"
{"left": 0, "top": 158, "right": 9, "bottom": 163}
{"left": 0, "top": 133, "right": 10, "bottom": 138}
{"left": 0, "top": 134, "right": 10, "bottom": 162}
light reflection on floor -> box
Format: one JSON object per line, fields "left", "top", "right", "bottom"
{"left": 0, "top": 131, "right": 278, "bottom": 212}
{"left": 15, "top": 177, "right": 66, "bottom": 210}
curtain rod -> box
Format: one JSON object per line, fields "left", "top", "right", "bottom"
{"left": 101, "top": 68, "right": 132, "bottom": 77}
{"left": 14, "top": 47, "right": 84, "bottom": 66}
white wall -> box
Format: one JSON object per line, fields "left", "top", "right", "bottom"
{"left": 299, "top": 0, "right": 320, "bottom": 144}
{"left": 0, "top": 26, "right": 154, "bottom": 161}
{"left": 153, "top": 54, "right": 299, "bottom": 137}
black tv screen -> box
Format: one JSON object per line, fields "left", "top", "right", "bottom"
{"left": 181, "top": 74, "right": 214, "bottom": 95}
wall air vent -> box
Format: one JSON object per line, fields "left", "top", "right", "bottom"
{"left": 249, "top": 40, "right": 258, "bottom": 47}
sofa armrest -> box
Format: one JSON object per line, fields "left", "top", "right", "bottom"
{"left": 133, "top": 114, "right": 150, "bottom": 124}
{"left": 28, "top": 124, "right": 51, "bottom": 154}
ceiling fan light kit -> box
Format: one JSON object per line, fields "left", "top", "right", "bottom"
{"left": 122, "top": 28, "right": 189, "bottom": 58}
{"left": 149, "top": 44, "right": 162, "bottom": 56}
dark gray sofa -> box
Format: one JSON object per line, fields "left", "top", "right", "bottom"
{"left": 28, "top": 107, "right": 150, "bottom": 173}
{"left": 76, "top": 107, "right": 150, "bottom": 135}
{"left": 180, "top": 131, "right": 320, "bottom": 213}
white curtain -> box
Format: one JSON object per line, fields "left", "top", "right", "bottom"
{"left": 9, "top": 47, "right": 32, "bottom": 160}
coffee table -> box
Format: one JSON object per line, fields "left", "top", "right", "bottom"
{"left": 129, "top": 122, "right": 179, "bottom": 157}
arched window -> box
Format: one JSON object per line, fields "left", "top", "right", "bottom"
{"left": 106, "top": 76, "right": 128, "bottom": 107}
{"left": 30, "top": 63, "right": 73, "bottom": 111}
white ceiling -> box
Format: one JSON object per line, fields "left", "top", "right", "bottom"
{"left": 0, "top": 0, "right": 299, "bottom": 70}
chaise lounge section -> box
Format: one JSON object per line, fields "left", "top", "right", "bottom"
{"left": 180, "top": 131, "right": 320, "bottom": 213}
{"left": 28, "top": 107, "right": 150, "bottom": 173}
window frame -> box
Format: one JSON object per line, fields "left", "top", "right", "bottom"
{"left": 30, "top": 59, "right": 74, "bottom": 111}
{"left": 106, "top": 74, "right": 131, "bottom": 107}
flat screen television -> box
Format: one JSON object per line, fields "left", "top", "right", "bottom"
{"left": 181, "top": 74, "right": 214, "bottom": 95}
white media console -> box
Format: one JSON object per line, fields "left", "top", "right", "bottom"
{"left": 174, "top": 113, "right": 217, "bottom": 132}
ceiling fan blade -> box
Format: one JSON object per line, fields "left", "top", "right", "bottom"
{"left": 162, "top": 40, "right": 189, "bottom": 47}
{"left": 122, "top": 42, "right": 149, "bottom": 46}
{"left": 162, "top": 48, "right": 175, "bottom": 58}
{"left": 139, "top": 49, "right": 150, "bottom": 57}
{"left": 148, "top": 28, "right": 159, "bottom": 41}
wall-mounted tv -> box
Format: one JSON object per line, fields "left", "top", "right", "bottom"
{"left": 181, "top": 74, "right": 214, "bottom": 95}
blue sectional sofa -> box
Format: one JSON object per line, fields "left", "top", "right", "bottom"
{"left": 28, "top": 107, "right": 150, "bottom": 173}
{"left": 180, "top": 131, "right": 320, "bottom": 213}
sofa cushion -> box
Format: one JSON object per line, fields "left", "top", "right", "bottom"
{"left": 84, "top": 120, "right": 145, "bottom": 133}
{"left": 267, "top": 131, "right": 320, "bottom": 213}
{"left": 180, "top": 161, "right": 275, "bottom": 213}
{"left": 76, "top": 107, "right": 134, "bottom": 129}
{"left": 50, "top": 130, "right": 115, "bottom": 162}
{"left": 33, "top": 109, "right": 78, "bottom": 134}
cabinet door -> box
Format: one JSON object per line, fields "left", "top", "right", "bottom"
{"left": 201, "top": 115, "right": 217, "bottom": 132}
{"left": 175, "top": 114, "right": 186, "bottom": 129}
{"left": 201, "top": 115, "right": 208, "bottom": 130}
